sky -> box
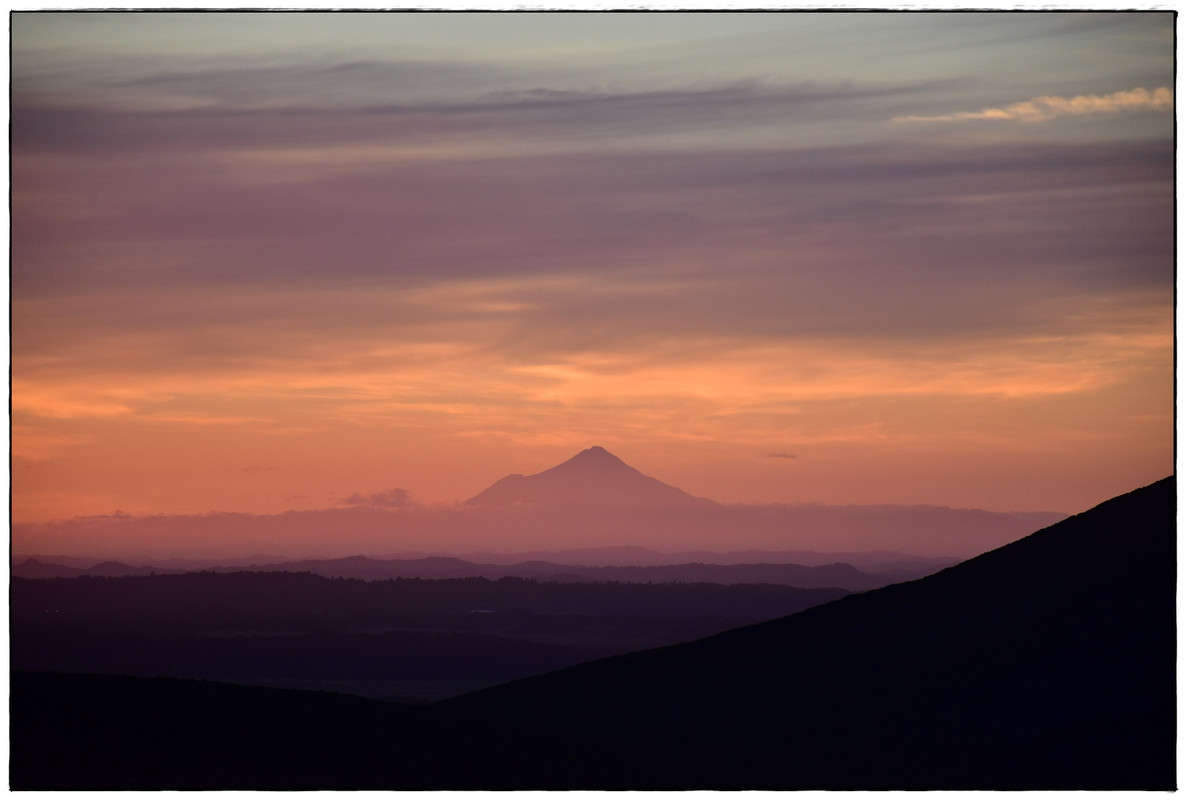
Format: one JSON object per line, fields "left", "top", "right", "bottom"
{"left": 11, "top": 10, "right": 1175, "bottom": 531}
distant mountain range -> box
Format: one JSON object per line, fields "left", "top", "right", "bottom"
{"left": 442, "top": 545, "right": 959, "bottom": 570}
{"left": 9, "top": 546, "right": 963, "bottom": 572}
{"left": 11, "top": 476, "right": 1174, "bottom": 789}
{"left": 13, "top": 447, "right": 1068, "bottom": 559}
{"left": 464, "top": 445, "right": 715, "bottom": 508}
{"left": 12, "top": 552, "right": 950, "bottom": 591}
{"left": 13, "top": 559, "right": 185, "bottom": 579}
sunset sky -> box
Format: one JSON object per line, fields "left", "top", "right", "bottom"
{"left": 12, "top": 10, "right": 1174, "bottom": 528}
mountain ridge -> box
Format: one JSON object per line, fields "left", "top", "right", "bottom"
{"left": 12, "top": 550, "right": 958, "bottom": 588}
{"left": 444, "top": 475, "right": 1176, "bottom": 788}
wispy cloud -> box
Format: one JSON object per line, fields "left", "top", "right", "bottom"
{"left": 895, "top": 87, "right": 1172, "bottom": 123}
{"left": 343, "top": 488, "right": 414, "bottom": 508}
{"left": 10, "top": 13, "right": 1174, "bottom": 524}
{"left": 12, "top": 77, "right": 945, "bottom": 160}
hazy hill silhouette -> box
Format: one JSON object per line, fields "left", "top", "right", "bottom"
{"left": 444, "top": 545, "right": 960, "bottom": 571}
{"left": 11, "top": 558, "right": 90, "bottom": 579}
{"left": 446, "top": 475, "right": 1176, "bottom": 788}
{"left": 11, "top": 477, "right": 1174, "bottom": 789}
{"left": 12, "top": 558, "right": 186, "bottom": 579}
{"left": 464, "top": 445, "right": 715, "bottom": 508}
{"left": 13, "top": 551, "right": 956, "bottom": 588}
{"left": 12, "top": 499, "right": 1062, "bottom": 560}
{"left": 12, "top": 572, "right": 847, "bottom": 703}
{"left": 192, "top": 555, "right": 892, "bottom": 591}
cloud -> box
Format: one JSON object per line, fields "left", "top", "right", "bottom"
{"left": 764, "top": 452, "right": 798, "bottom": 460}
{"left": 8, "top": 15, "right": 1173, "bottom": 527}
{"left": 895, "top": 87, "right": 1172, "bottom": 123}
{"left": 11, "top": 77, "right": 942, "bottom": 161}
{"left": 13, "top": 133, "right": 1172, "bottom": 303}
{"left": 10, "top": 134, "right": 1172, "bottom": 441}
{"left": 343, "top": 488, "right": 414, "bottom": 508}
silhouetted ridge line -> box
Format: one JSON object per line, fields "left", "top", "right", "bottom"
{"left": 464, "top": 446, "right": 716, "bottom": 508}
{"left": 444, "top": 476, "right": 1176, "bottom": 789}
{"left": 10, "top": 478, "right": 1173, "bottom": 789}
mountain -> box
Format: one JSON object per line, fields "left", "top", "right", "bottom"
{"left": 12, "top": 559, "right": 185, "bottom": 579}
{"left": 11, "top": 558, "right": 88, "bottom": 579}
{"left": 10, "top": 477, "right": 1174, "bottom": 789}
{"left": 432, "top": 546, "right": 960, "bottom": 571}
{"left": 446, "top": 476, "right": 1176, "bottom": 789}
{"left": 13, "top": 553, "right": 902, "bottom": 591}
{"left": 464, "top": 446, "right": 715, "bottom": 508}
{"left": 222, "top": 555, "right": 892, "bottom": 591}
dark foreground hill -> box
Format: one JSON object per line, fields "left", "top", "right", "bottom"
{"left": 11, "top": 477, "right": 1174, "bottom": 789}
{"left": 448, "top": 475, "right": 1176, "bottom": 789}
{"left": 12, "top": 573, "right": 845, "bottom": 702}
{"left": 10, "top": 670, "right": 646, "bottom": 790}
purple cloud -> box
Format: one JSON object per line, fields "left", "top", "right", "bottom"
{"left": 344, "top": 488, "right": 414, "bottom": 508}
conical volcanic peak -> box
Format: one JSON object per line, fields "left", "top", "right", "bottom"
{"left": 547, "top": 446, "right": 638, "bottom": 476}
{"left": 465, "top": 447, "right": 715, "bottom": 509}
{"left": 565, "top": 445, "right": 623, "bottom": 464}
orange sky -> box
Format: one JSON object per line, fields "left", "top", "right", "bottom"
{"left": 11, "top": 11, "right": 1175, "bottom": 532}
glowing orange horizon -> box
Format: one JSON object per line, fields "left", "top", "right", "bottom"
{"left": 11, "top": 12, "right": 1174, "bottom": 545}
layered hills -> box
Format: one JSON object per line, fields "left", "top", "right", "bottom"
{"left": 10, "top": 476, "right": 1175, "bottom": 789}
{"left": 447, "top": 475, "right": 1176, "bottom": 788}
{"left": 13, "top": 447, "right": 1065, "bottom": 558}
{"left": 11, "top": 570, "right": 849, "bottom": 703}
{"left": 12, "top": 553, "right": 932, "bottom": 591}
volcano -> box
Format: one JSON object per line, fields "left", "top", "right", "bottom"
{"left": 464, "top": 446, "right": 715, "bottom": 509}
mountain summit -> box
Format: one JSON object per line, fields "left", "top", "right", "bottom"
{"left": 464, "top": 446, "right": 715, "bottom": 509}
